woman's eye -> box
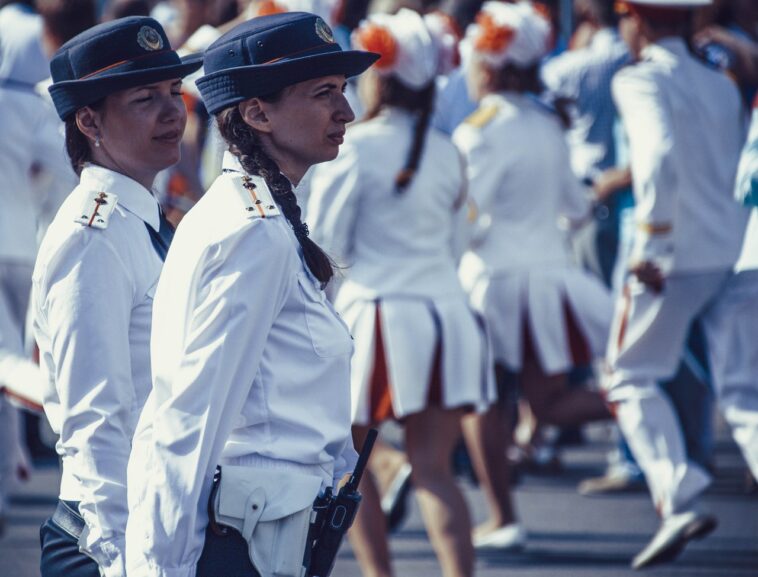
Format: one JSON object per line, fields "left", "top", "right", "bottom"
{"left": 172, "top": 91, "right": 184, "bottom": 97}
{"left": 134, "top": 96, "right": 152, "bottom": 103}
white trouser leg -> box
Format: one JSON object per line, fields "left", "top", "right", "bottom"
{"left": 606, "top": 272, "right": 728, "bottom": 518}
{"left": 703, "top": 269, "right": 758, "bottom": 480}
{"left": 613, "top": 381, "right": 711, "bottom": 518}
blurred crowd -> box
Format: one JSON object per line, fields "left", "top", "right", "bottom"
{"left": 0, "top": 0, "right": 757, "bottom": 574}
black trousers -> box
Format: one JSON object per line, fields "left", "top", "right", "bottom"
{"left": 196, "top": 525, "right": 262, "bottom": 577}
{"left": 40, "top": 501, "right": 261, "bottom": 577}
{"left": 39, "top": 504, "right": 99, "bottom": 577}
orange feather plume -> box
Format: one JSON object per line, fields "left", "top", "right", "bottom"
{"left": 355, "top": 23, "right": 397, "bottom": 70}
{"left": 474, "top": 12, "right": 515, "bottom": 54}
{"left": 257, "top": 0, "right": 286, "bottom": 16}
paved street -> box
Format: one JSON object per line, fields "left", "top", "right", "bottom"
{"left": 2, "top": 424, "right": 757, "bottom": 577}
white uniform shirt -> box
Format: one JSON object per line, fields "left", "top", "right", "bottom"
{"left": 307, "top": 108, "right": 468, "bottom": 300}
{"left": 32, "top": 165, "right": 164, "bottom": 577}
{"left": 612, "top": 38, "right": 749, "bottom": 273}
{"left": 453, "top": 92, "right": 589, "bottom": 274}
{"left": 0, "top": 81, "right": 75, "bottom": 265}
{"left": 0, "top": 3, "right": 48, "bottom": 84}
{"left": 126, "top": 154, "right": 357, "bottom": 577}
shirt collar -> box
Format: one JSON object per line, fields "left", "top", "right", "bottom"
{"left": 641, "top": 37, "right": 689, "bottom": 64}
{"left": 222, "top": 150, "right": 244, "bottom": 172}
{"left": 221, "top": 150, "right": 306, "bottom": 192}
{"left": 79, "top": 164, "right": 160, "bottom": 231}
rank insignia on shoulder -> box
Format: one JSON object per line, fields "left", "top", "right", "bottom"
{"left": 230, "top": 174, "right": 281, "bottom": 219}
{"left": 464, "top": 104, "right": 499, "bottom": 128}
{"left": 74, "top": 191, "right": 119, "bottom": 229}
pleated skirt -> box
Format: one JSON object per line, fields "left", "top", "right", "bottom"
{"left": 467, "top": 266, "right": 613, "bottom": 375}
{"left": 335, "top": 293, "right": 496, "bottom": 425}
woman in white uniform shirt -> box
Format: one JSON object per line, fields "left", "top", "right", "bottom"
{"left": 308, "top": 10, "right": 491, "bottom": 577}
{"left": 124, "top": 13, "right": 378, "bottom": 577}
{"left": 453, "top": 3, "right": 612, "bottom": 445}
{"left": 33, "top": 16, "right": 201, "bottom": 577}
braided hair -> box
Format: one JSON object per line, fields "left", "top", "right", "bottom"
{"left": 364, "top": 76, "right": 436, "bottom": 194}
{"left": 216, "top": 105, "right": 334, "bottom": 286}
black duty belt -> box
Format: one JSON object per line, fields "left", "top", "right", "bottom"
{"left": 52, "top": 500, "right": 85, "bottom": 539}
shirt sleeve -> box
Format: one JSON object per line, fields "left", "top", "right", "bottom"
{"left": 453, "top": 125, "right": 504, "bottom": 247}
{"left": 42, "top": 232, "right": 136, "bottom": 577}
{"left": 307, "top": 143, "right": 362, "bottom": 266}
{"left": 126, "top": 222, "right": 294, "bottom": 577}
{"left": 613, "top": 68, "right": 677, "bottom": 270}
{"left": 450, "top": 150, "right": 472, "bottom": 262}
{"left": 558, "top": 140, "right": 592, "bottom": 226}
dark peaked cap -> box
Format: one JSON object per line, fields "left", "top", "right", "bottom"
{"left": 196, "top": 12, "right": 378, "bottom": 115}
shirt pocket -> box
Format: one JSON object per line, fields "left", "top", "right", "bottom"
{"left": 297, "top": 273, "right": 353, "bottom": 358}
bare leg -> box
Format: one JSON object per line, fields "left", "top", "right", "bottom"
{"left": 368, "top": 437, "right": 408, "bottom": 496}
{"left": 406, "top": 407, "right": 474, "bottom": 577}
{"left": 348, "top": 425, "right": 393, "bottom": 577}
{"left": 462, "top": 404, "right": 516, "bottom": 535}
{"left": 521, "top": 357, "right": 610, "bottom": 427}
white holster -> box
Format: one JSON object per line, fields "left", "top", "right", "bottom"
{"left": 212, "top": 465, "right": 323, "bottom": 577}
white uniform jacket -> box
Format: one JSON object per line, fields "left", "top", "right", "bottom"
{"left": 308, "top": 108, "right": 469, "bottom": 299}
{"left": 126, "top": 154, "right": 357, "bottom": 577}
{"left": 612, "top": 38, "right": 749, "bottom": 274}
{"left": 32, "top": 165, "right": 165, "bottom": 577}
{"left": 0, "top": 86, "right": 75, "bottom": 264}
{"left": 453, "top": 92, "right": 590, "bottom": 275}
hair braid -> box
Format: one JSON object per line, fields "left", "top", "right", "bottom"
{"left": 216, "top": 106, "right": 334, "bottom": 286}
{"left": 364, "top": 76, "right": 436, "bottom": 194}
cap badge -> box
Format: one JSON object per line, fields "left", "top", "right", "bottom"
{"left": 315, "top": 18, "right": 335, "bottom": 44}
{"left": 137, "top": 26, "right": 164, "bottom": 51}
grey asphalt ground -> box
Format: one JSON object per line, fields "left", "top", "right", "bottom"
{"left": 1, "top": 424, "right": 756, "bottom": 577}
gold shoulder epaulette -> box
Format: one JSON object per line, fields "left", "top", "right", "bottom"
{"left": 464, "top": 104, "right": 499, "bottom": 129}
{"left": 229, "top": 173, "right": 282, "bottom": 219}
{"left": 74, "top": 191, "right": 119, "bottom": 229}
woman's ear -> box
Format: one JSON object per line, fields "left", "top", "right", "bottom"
{"left": 239, "top": 98, "right": 272, "bottom": 133}
{"left": 75, "top": 106, "right": 102, "bottom": 145}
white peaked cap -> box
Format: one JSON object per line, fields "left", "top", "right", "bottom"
{"left": 424, "top": 11, "right": 462, "bottom": 77}
{"left": 626, "top": 0, "right": 711, "bottom": 6}
{"left": 463, "top": 1, "right": 551, "bottom": 68}
{"left": 352, "top": 8, "right": 440, "bottom": 89}
{"left": 250, "top": 0, "right": 340, "bottom": 27}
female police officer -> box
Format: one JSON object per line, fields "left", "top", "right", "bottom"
{"left": 32, "top": 16, "right": 201, "bottom": 577}
{"left": 124, "top": 12, "right": 377, "bottom": 577}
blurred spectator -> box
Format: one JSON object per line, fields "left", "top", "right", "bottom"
{"left": 695, "top": 0, "right": 758, "bottom": 103}
{"left": 543, "top": 0, "right": 630, "bottom": 286}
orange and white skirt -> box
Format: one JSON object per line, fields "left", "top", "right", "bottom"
{"left": 335, "top": 292, "right": 496, "bottom": 425}
{"left": 466, "top": 266, "right": 613, "bottom": 375}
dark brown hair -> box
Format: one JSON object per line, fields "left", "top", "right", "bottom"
{"left": 489, "top": 63, "right": 571, "bottom": 129}
{"left": 216, "top": 103, "right": 335, "bottom": 286}
{"left": 63, "top": 99, "right": 104, "bottom": 176}
{"left": 364, "top": 76, "right": 436, "bottom": 193}
{"left": 37, "top": 0, "right": 97, "bottom": 47}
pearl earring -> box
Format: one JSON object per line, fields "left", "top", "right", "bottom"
{"left": 95, "top": 136, "right": 101, "bottom": 148}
